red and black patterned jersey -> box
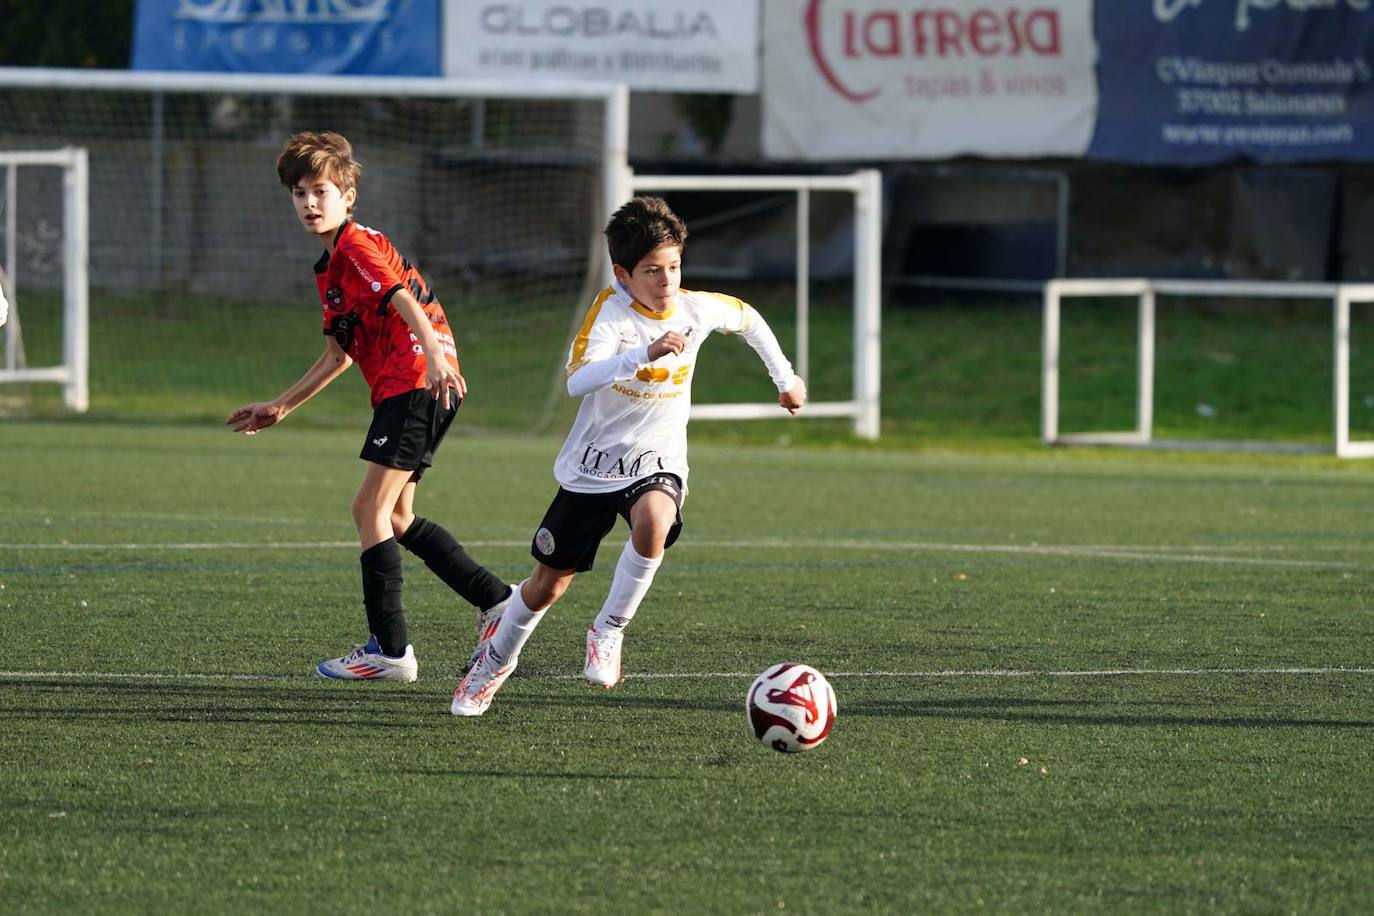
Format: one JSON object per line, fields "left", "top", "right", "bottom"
{"left": 313, "top": 220, "right": 459, "bottom": 408}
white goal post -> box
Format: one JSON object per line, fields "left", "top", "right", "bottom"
{"left": 0, "top": 146, "right": 89, "bottom": 411}
{"left": 1042, "top": 278, "right": 1374, "bottom": 458}
{"left": 630, "top": 171, "right": 883, "bottom": 440}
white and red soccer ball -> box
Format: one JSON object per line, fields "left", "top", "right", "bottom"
{"left": 746, "top": 663, "right": 837, "bottom": 753}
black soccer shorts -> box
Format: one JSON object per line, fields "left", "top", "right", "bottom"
{"left": 359, "top": 388, "right": 459, "bottom": 480}
{"left": 529, "top": 473, "right": 684, "bottom": 572}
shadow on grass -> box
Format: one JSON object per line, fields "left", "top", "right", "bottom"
{"left": 0, "top": 678, "right": 433, "bottom": 728}
{"left": 396, "top": 767, "right": 678, "bottom": 781}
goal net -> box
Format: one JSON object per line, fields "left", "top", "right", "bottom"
{"left": 0, "top": 68, "right": 627, "bottom": 431}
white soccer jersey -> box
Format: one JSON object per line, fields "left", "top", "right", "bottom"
{"left": 553, "top": 280, "right": 798, "bottom": 494}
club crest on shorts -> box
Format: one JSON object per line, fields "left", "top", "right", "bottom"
{"left": 535, "top": 527, "right": 556, "bottom": 555}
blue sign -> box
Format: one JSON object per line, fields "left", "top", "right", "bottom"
{"left": 132, "top": 0, "right": 440, "bottom": 76}
{"left": 1088, "top": 2, "right": 1374, "bottom": 163}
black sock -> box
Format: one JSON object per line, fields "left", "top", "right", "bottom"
{"left": 398, "top": 516, "right": 510, "bottom": 611}
{"left": 360, "top": 538, "right": 407, "bottom": 657}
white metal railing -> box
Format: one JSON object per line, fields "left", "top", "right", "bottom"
{"left": 0, "top": 146, "right": 88, "bottom": 411}
{"left": 1043, "top": 278, "right": 1374, "bottom": 458}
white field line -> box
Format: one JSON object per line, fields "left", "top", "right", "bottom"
{"left": 0, "top": 667, "right": 1369, "bottom": 684}
{"left": 0, "top": 538, "right": 1360, "bottom": 569}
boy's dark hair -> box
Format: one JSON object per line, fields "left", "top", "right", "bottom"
{"left": 276, "top": 131, "right": 361, "bottom": 210}
{"left": 605, "top": 196, "right": 688, "bottom": 271}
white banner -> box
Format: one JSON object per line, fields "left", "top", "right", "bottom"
{"left": 763, "top": 0, "right": 1098, "bottom": 159}
{"left": 445, "top": 1, "right": 759, "bottom": 92}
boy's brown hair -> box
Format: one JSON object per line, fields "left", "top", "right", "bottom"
{"left": 604, "top": 196, "right": 688, "bottom": 271}
{"left": 276, "top": 131, "right": 361, "bottom": 211}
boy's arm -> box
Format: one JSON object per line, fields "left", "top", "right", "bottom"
{"left": 389, "top": 287, "right": 465, "bottom": 408}
{"left": 565, "top": 314, "right": 652, "bottom": 397}
{"left": 225, "top": 337, "right": 352, "bottom": 434}
{"left": 733, "top": 304, "right": 807, "bottom": 414}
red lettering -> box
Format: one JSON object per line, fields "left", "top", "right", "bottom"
{"left": 968, "top": 9, "right": 1002, "bottom": 55}
{"left": 1024, "top": 9, "right": 1061, "bottom": 55}
{"left": 864, "top": 11, "right": 901, "bottom": 56}
{"left": 1007, "top": 9, "right": 1024, "bottom": 55}
{"left": 935, "top": 11, "right": 963, "bottom": 56}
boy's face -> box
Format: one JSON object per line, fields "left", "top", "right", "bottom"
{"left": 614, "top": 243, "right": 681, "bottom": 314}
{"left": 291, "top": 174, "right": 355, "bottom": 242}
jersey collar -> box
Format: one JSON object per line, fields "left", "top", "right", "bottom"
{"left": 615, "top": 278, "right": 676, "bottom": 320}
{"left": 313, "top": 219, "right": 354, "bottom": 274}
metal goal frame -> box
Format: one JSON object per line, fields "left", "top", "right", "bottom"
{"left": 1042, "top": 278, "right": 1374, "bottom": 458}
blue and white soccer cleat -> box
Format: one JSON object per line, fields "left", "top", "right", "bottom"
{"left": 317, "top": 636, "right": 418, "bottom": 682}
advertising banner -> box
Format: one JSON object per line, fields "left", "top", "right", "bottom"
{"left": 443, "top": 0, "right": 759, "bottom": 92}
{"left": 1088, "top": 2, "right": 1374, "bottom": 163}
{"left": 132, "top": 0, "right": 441, "bottom": 76}
{"left": 762, "top": 0, "right": 1098, "bottom": 160}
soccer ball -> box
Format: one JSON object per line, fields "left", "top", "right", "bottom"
{"left": 746, "top": 663, "right": 837, "bottom": 753}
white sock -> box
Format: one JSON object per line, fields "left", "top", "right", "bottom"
{"left": 489, "top": 580, "right": 542, "bottom": 663}
{"left": 592, "top": 542, "right": 662, "bottom": 633}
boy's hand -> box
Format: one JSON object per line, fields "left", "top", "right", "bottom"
{"left": 779, "top": 377, "right": 807, "bottom": 415}
{"left": 648, "top": 331, "right": 687, "bottom": 361}
{"left": 428, "top": 359, "right": 466, "bottom": 409}
{"left": 226, "top": 402, "right": 285, "bottom": 435}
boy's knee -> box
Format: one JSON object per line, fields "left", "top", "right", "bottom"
{"left": 389, "top": 511, "right": 414, "bottom": 539}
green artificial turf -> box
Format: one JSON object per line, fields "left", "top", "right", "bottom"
{"left": 2, "top": 421, "right": 1372, "bottom": 913}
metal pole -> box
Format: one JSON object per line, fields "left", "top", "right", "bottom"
{"left": 151, "top": 92, "right": 164, "bottom": 284}
{"left": 63, "top": 147, "right": 89, "bottom": 412}
{"left": 1335, "top": 289, "right": 1350, "bottom": 457}
{"left": 1137, "top": 286, "right": 1155, "bottom": 443}
{"left": 853, "top": 170, "right": 882, "bottom": 439}
{"left": 1042, "top": 283, "right": 1060, "bottom": 443}
{"left": 795, "top": 188, "right": 810, "bottom": 383}
{"left": 3, "top": 163, "right": 16, "bottom": 370}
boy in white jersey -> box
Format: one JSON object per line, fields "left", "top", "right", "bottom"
{"left": 452, "top": 196, "right": 806, "bottom": 716}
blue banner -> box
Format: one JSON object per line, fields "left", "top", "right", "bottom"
{"left": 1088, "top": 2, "right": 1374, "bottom": 163}
{"left": 132, "top": 0, "right": 440, "bottom": 76}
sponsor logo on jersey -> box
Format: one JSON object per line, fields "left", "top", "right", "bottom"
{"left": 325, "top": 286, "right": 345, "bottom": 311}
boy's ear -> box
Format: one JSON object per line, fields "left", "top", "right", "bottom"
{"left": 611, "top": 263, "right": 631, "bottom": 284}
{"left": 343, "top": 186, "right": 357, "bottom": 208}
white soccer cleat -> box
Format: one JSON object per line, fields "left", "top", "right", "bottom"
{"left": 316, "top": 636, "right": 418, "bottom": 683}
{"left": 584, "top": 626, "right": 624, "bottom": 688}
{"left": 450, "top": 646, "right": 517, "bottom": 717}
{"left": 462, "top": 585, "right": 516, "bottom": 673}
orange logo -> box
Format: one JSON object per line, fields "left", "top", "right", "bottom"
{"left": 636, "top": 367, "right": 670, "bottom": 384}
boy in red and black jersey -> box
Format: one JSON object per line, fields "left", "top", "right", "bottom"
{"left": 227, "top": 131, "right": 512, "bottom": 682}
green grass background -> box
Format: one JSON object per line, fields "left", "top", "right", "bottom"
{"left": 2, "top": 420, "right": 1373, "bottom": 913}
{"left": 3, "top": 286, "right": 1374, "bottom": 911}
{"left": 8, "top": 287, "right": 1374, "bottom": 446}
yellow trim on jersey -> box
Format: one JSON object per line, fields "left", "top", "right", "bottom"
{"left": 628, "top": 297, "right": 675, "bottom": 320}
{"left": 567, "top": 286, "right": 616, "bottom": 377}
{"left": 698, "top": 290, "right": 751, "bottom": 334}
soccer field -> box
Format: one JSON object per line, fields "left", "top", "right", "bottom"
{"left": 2, "top": 421, "right": 1372, "bottom": 912}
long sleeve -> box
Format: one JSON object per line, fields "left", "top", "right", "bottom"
{"left": 566, "top": 342, "right": 651, "bottom": 398}
{"left": 735, "top": 305, "right": 799, "bottom": 393}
